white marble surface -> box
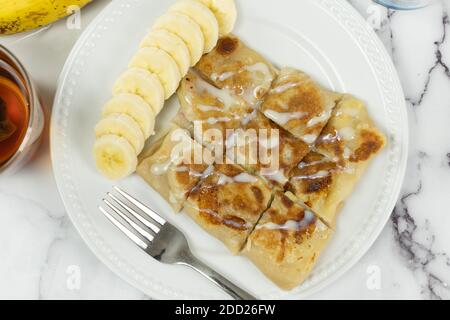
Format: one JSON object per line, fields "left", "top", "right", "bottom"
{"left": 0, "top": 0, "right": 449, "bottom": 300}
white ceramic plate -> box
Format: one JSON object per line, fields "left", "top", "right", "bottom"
{"left": 51, "top": 0, "right": 408, "bottom": 299}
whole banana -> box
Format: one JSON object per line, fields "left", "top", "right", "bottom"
{"left": 0, "top": 0, "right": 92, "bottom": 35}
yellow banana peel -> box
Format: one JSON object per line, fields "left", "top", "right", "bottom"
{"left": 0, "top": 0, "right": 92, "bottom": 35}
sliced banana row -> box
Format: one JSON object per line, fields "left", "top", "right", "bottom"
{"left": 197, "top": 0, "right": 237, "bottom": 36}
{"left": 94, "top": 0, "right": 237, "bottom": 180}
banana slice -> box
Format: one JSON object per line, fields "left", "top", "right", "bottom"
{"left": 140, "top": 29, "right": 191, "bottom": 76}
{"left": 197, "top": 0, "right": 237, "bottom": 36}
{"left": 129, "top": 47, "right": 181, "bottom": 99}
{"left": 112, "top": 68, "right": 165, "bottom": 114}
{"left": 169, "top": 0, "right": 219, "bottom": 53}
{"left": 153, "top": 12, "right": 204, "bottom": 66}
{"left": 95, "top": 114, "right": 145, "bottom": 154}
{"left": 102, "top": 94, "right": 156, "bottom": 138}
{"left": 93, "top": 135, "right": 138, "bottom": 180}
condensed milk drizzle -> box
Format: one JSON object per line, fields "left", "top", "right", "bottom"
{"left": 257, "top": 210, "right": 316, "bottom": 231}
{"left": 263, "top": 110, "right": 306, "bottom": 125}
{"left": 217, "top": 172, "right": 259, "bottom": 185}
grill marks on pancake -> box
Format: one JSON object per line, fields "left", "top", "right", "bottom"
{"left": 193, "top": 182, "right": 249, "bottom": 231}
{"left": 287, "top": 153, "right": 337, "bottom": 196}
{"left": 261, "top": 193, "right": 319, "bottom": 263}
{"left": 217, "top": 36, "right": 239, "bottom": 55}
{"left": 350, "top": 129, "right": 385, "bottom": 162}
{"left": 286, "top": 83, "right": 323, "bottom": 118}
{"left": 189, "top": 164, "right": 271, "bottom": 232}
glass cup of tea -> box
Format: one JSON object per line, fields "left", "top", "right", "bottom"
{"left": 0, "top": 45, "right": 45, "bottom": 175}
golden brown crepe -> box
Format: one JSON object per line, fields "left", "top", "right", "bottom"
{"left": 148, "top": 34, "right": 386, "bottom": 291}
{"left": 196, "top": 35, "right": 278, "bottom": 107}
{"left": 286, "top": 95, "right": 386, "bottom": 225}
{"left": 243, "top": 191, "right": 333, "bottom": 290}
{"left": 176, "top": 36, "right": 278, "bottom": 153}
{"left": 261, "top": 67, "right": 340, "bottom": 144}
{"left": 137, "top": 125, "right": 214, "bottom": 212}
{"left": 176, "top": 70, "right": 243, "bottom": 153}
{"left": 184, "top": 163, "right": 272, "bottom": 254}
{"left": 228, "top": 112, "right": 310, "bottom": 188}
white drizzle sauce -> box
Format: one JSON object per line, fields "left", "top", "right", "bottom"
{"left": 292, "top": 170, "right": 330, "bottom": 180}
{"left": 262, "top": 169, "right": 287, "bottom": 184}
{"left": 201, "top": 165, "right": 214, "bottom": 179}
{"left": 217, "top": 174, "right": 234, "bottom": 185}
{"left": 195, "top": 76, "right": 238, "bottom": 110}
{"left": 204, "top": 117, "right": 231, "bottom": 125}
{"left": 234, "top": 172, "right": 259, "bottom": 183}
{"left": 150, "top": 137, "right": 192, "bottom": 176}
{"left": 211, "top": 71, "right": 235, "bottom": 82}
{"left": 263, "top": 110, "right": 306, "bottom": 125}
{"left": 197, "top": 104, "right": 224, "bottom": 112}
{"left": 307, "top": 110, "right": 332, "bottom": 127}
{"left": 151, "top": 160, "right": 174, "bottom": 176}
{"left": 298, "top": 158, "right": 332, "bottom": 169}
{"left": 301, "top": 134, "right": 318, "bottom": 144}
{"left": 257, "top": 210, "right": 316, "bottom": 231}
{"left": 239, "top": 63, "right": 274, "bottom": 104}
{"left": 270, "top": 81, "right": 299, "bottom": 94}
{"left": 318, "top": 132, "right": 339, "bottom": 144}
{"left": 174, "top": 166, "right": 205, "bottom": 177}
{"left": 210, "top": 63, "right": 273, "bottom": 106}
{"left": 217, "top": 172, "right": 258, "bottom": 185}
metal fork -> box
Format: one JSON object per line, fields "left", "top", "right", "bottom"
{"left": 99, "top": 186, "right": 257, "bottom": 300}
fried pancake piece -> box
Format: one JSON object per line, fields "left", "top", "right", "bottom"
{"left": 137, "top": 125, "right": 214, "bottom": 212}
{"left": 227, "top": 112, "right": 310, "bottom": 188}
{"left": 176, "top": 35, "right": 277, "bottom": 156}
{"left": 196, "top": 35, "right": 278, "bottom": 107}
{"left": 261, "top": 67, "right": 340, "bottom": 144}
{"left": 286, "top": 95, "right": 386, "bottom": 225}
{"left": 314, "top": 95, "right": 386, "bottom": 165}
{"left": 243, "top": 191, "right": 332, "bottom": 290}
{"left": 177, "top": 68, "right": 310, "bottom": 188}
{"left": 286, "top": 152, "right": 342, "bottom": 226}
{"left": 185, "top": 163, "right": 272, "bottom": 253}
{"left": 176, "top": 70, "right": 243, "bottom": 152}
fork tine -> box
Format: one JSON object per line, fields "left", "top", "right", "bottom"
{"left": 113, "top": 186, "right": 166, "bottom": 225}
{"left": 103, "top": 199, "right": 155, "bottom": 241}
{"left": 107, "top": 192, "right": 160, "bottom": 234}
{"left": 99, "top": 206, "right": 150, "bottom": 250}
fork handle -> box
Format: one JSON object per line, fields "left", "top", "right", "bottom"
{"left": 180, "top": 253, "right": 257, "bottom": 300}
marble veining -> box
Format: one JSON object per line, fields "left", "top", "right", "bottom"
{"left": 392, "top": 151, "right": 450, "bottom": 299}
{"left": 1, "top": 0, "right": 450, "bottom": 299}
{"left": 406, "top": 12, "right": 449, "bottom": 107}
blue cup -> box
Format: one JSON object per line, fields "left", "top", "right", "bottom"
{"left": 374, "top": 0, "right": 431, "bottom": 10}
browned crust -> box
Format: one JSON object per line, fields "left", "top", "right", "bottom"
{"left": 216, "top": 36, "right": 240, "bottom": 56}
{"left": 350, "top": 129, "right": 385, "bottom": 162}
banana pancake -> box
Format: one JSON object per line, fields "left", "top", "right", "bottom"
{"left": 286, "top": 95, "right": 386, "bottom": 225}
